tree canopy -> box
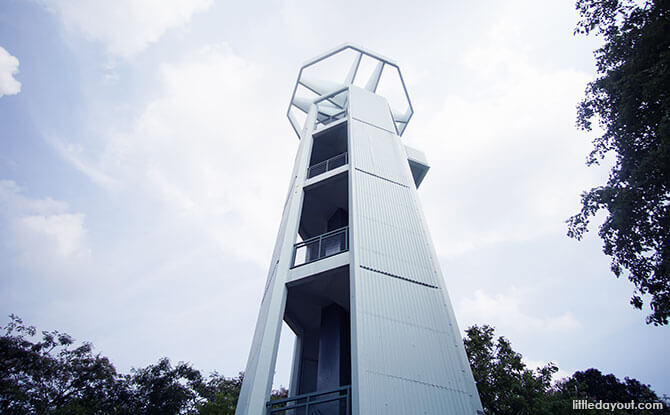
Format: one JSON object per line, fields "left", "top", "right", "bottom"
{"left": 2, "top": 316, "right": 667, "bottom": 414}
{"left": 0, "top": 314, "right": 126, "bottom": 414}
{"left": 463, "top": 324, "right": 669, "bottom": 415}
{"left": 568, "top": 0, "right": 670, "bottom": 324}
{"left": 464, "top": 325, "right": 558, "bottom": 415}
{"left": 0, "top": 315, "right": 257, "bottom": 414}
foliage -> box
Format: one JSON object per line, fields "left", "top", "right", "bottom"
{"left": 128, "top": 357, "right": 210, "bottom": 415}
{"left": 554, "top": 368, "right": 668, "bottom": 414}
{"left": 196, "top": 373, "right": 243, "bottom": 415}
{"left": 463, "top": 325, "right": 558, "bottom": 415}
{"left": 568, "top": 0, "right": 670, "bottom": 324}
{"left": 463, "top": 325, "right": 669, "bottom": 414}
{"left": 270, "top": 386, "right": 288, "bottom": 401}
{"left": 0, "top": 315, "right": 266, "bottom": 414}
{"left": 4, "top": 315, "right": 666, "bottom": 414}
{"left": 197, "top": 377, "right": 285, "bottom": 415}
{"left": 0, "top": 314, "right": 129, "bottom": 414}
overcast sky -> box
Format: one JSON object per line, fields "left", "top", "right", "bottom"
{"left": 1, "top": 0, "right": 668, "bottom": 397}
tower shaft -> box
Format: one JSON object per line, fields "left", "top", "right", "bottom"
{"left": 236, "top": 46, "right": 483, "bottom": 415}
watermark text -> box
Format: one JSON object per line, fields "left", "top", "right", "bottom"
{"left": 573, "top": 399, "right": 665, "bottom": 411}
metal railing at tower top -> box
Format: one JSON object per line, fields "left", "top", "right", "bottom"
{"left": 307, "top": 152, "right": 348, "bottom": 179}
{"left": 266, "top": 385, "right": 351, "bottom": 415}
{"left": 313, "top": 87, "right": 348, "bottom": 129}
{"left": 292, "top": 227, "right": 349, "bottom": 267}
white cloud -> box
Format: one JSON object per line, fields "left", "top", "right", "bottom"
{"left": 46, "top": 135, "right": 120, "bottom": 189}
{"left": 0, "top": 46, "right": 21, "bottom": 97}
{"left": 40, "top": 0, "right": 212, "bottom": 59}
{"left": 0, "top": 180, "right": 68, "bottom": 215}
{"left": 416, "top": 30, "right": 607, "bottom": 259}
{"left": 0, "top": 180, "right": 90, "bottom": 266}
{"left": 458, "top": 288, "right": 581, "bottom": 334}
{"left": 74, "top": 44, "right": 292, "bottom": 265}
{"left": 18, "top": 213, "right": 89, "bottom": 260}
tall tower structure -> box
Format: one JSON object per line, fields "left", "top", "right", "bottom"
{"left": 235, "top": 44, "right": 483, "bottom": 415}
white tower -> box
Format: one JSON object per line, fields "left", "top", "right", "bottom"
{"left": 235, "top": 44, "right": 483, "bottom": 415}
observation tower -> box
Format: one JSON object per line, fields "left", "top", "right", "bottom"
{"left": 235, "top": 44, "right": 483, "bottom": 415}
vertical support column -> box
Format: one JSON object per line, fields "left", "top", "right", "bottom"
{"left": 235, "top": 106, "right": 318, "bottom": 415}
{"left": 346, "top": 97, "right": 360, "bottom": 415}
{"left": 316, "top": 304, "right": 349, "bottom": 415}
{"left": 288, "top": 334, "right": 302, "bottom": 397}
{"left": 316, "top": 304, "right": 350, "bottom": 390}
{"left": 297, "top": 329, "right": 319, "bottom": 394}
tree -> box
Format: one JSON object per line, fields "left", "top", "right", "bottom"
{"left": 463, "top": 325, "right": 670, "bottom": 414}
{"left": 0, "top": 314, "right": 130, "bottom": 414}
{"left": 196, "top": 373, "right": 243, "bottom": 415}
{"left": 128, "top": 357, "right": 211, "bottom": 415}
{"left": 554, "top": 369, "right": 670, "bottom": 414}
{"left": 463, "top": 325, "right": 558, "bottom": 415}
{"left": 568, "top": 0, "right": 670, "bottom": 325}
{"left": 0, "top": 315, "right": 288, "bottom": 414}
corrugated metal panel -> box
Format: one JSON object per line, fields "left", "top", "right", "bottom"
{"left": 355, "top": 170, "right": 437, "bottom": 287}
{"left": 349, "top": 86, "right": 397, "bottom": 134}
{"left": 351, "top": 119, "right": 409, "bottom": 186}
{"left": 358, "top": 371, "right": 473, "bottom": 415}
{"left": 351, "top": 114, "right": 437, "bottom": 287}
{"left": 349, "top": 85, "right": 483, "bottom": 414}
{"left": 354, "top": 270, "right": 476, "bottom": 414}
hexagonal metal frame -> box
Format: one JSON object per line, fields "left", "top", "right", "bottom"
{"left": 287, "top": 43, "right": 414, "bottom": 138}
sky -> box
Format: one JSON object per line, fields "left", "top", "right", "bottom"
{"left": 1, "top": 0, "right": 669, "bottom": 397}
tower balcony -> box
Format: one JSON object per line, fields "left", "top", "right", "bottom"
{"left": 266, "top": 385, "right": 351, "bottom": 415}
{"left": 292, "top": 226, "right": 349, "bottom": 268}
{"left": 308, "top": 120, "right": 348, "bottom": 182}
{"left": 294, "top": 164, "right": 349, "bottom": 270}
{"left": 307, "top": 152, "right": 348, "bottom": 179}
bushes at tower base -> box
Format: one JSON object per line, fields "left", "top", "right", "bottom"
{"left": 463, "top": 324, "right": 670, "bottom": 415}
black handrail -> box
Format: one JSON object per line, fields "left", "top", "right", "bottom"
{"left": 307, "top": 152, "right": 348, "bottom": 179}
{"left": 292, "top": 226, "right": 349, "bottom": 267}
{"left": 266, "top": 385, "right": 351, "bottom": 415}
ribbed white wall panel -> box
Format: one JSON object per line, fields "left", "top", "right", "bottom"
{"left": 349, "top": 86, "right": 482, "bottom": 414}
{"left": 354, "top": 169, "right": 437, "bottom": 287}
{"left": 351, "top": 120, "right": 409, "bottom": 186}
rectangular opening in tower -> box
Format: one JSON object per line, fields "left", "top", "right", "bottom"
{"left": 308, "top": 121, "right": 348, "bottom": 179}
{"left": 283, "top": 266, "right": 351, "bottom": 415}
{"left": 292, "top": 171, "right": 349, "bottom": 267}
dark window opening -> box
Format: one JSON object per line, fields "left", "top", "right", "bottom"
{"left": 308, "top": 122, "right": 348, "bottom": 179}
